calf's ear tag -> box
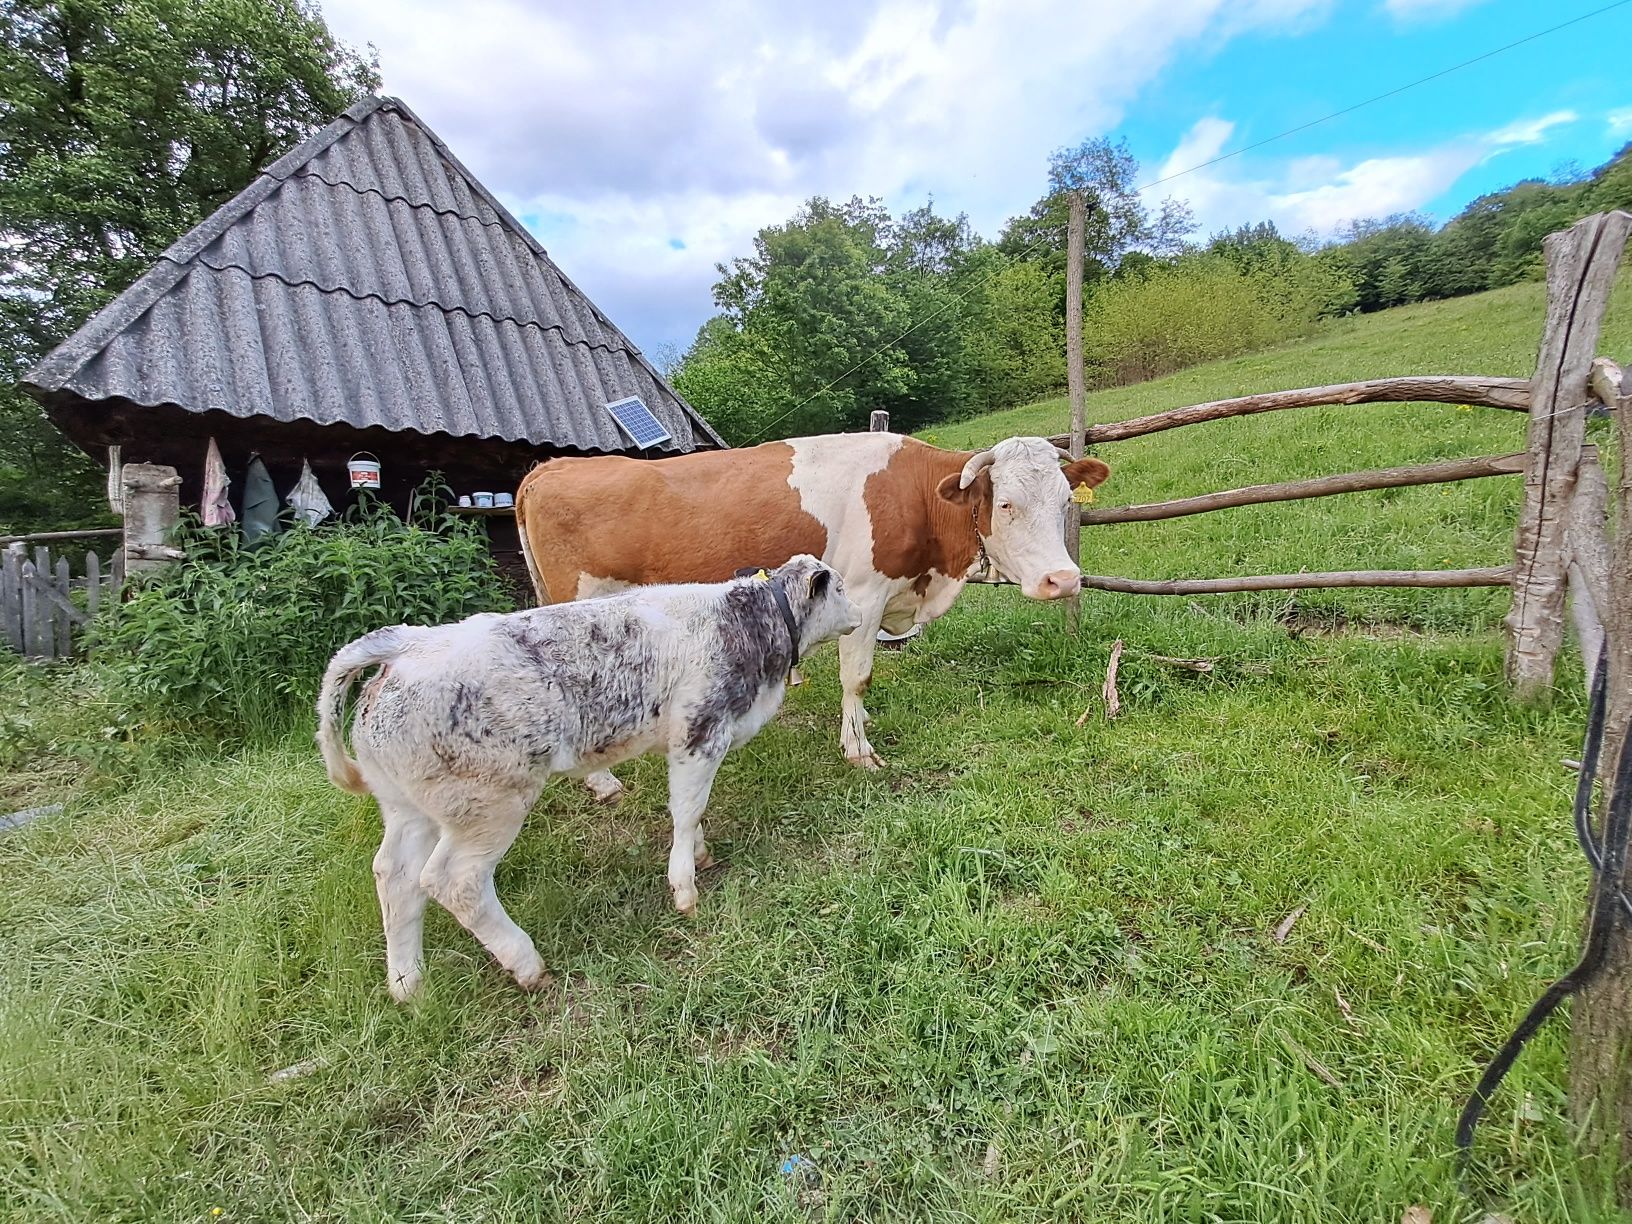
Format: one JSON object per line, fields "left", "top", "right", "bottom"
{"left": 1071, "top": 483, "right": 1096, "bottom": 505}
{"left": 754, "top": 568, "right": 770, "bottom": 581}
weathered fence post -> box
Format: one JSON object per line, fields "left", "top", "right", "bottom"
{"left": 869, "top": 410, "right": 890, "bottom": 433}
{"left": 121, "top": 463, "right": 183, "bottom": 575}
{"left": 1063, "top": 190, "right": 1087, "bottom": 633}
{"left": 1569, "top": 349, "right": 1632, "bottom": 1204}
{"left": 1505, "top": 210, "right": 1631, "bottom": 700}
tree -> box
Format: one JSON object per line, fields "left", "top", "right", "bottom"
{"left": 0, "top": 0, "right": 378, "bottom": 532}
{"left": 997, "top": 137, "right": 1194, "bottom": 285}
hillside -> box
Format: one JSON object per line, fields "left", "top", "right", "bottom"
{"left": 932, "top": 273, "right": 1632, "bottom": 631}
{"left": 2, "top": 277, "right": 1630, "bottom": 1221}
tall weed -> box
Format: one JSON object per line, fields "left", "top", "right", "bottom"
{"left": 96, "top": 485, "right": 510, "bottom": 739}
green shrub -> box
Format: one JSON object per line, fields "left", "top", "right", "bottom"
{"left": 96, "top": 486, "right": 510, "bottom": 739}
{"left": 1082, "top": 251, "right": 1352, "bottom": 387}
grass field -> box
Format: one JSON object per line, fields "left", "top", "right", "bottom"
{"left": 4, "top": 276, "right": 1632, "bottom": 1222}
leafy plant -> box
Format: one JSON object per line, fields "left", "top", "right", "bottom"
{"left": 95, "top": 483, "right": 510, "bottom": 738}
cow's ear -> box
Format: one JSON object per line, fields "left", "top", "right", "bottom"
{"left": 937, "top": 470, "right": 987, "bottom": 505}
{"left": 1062, "top": 457, "right": 1111, "bottom": 490}
{"left": 808, "top": 567, "right": 831, "bottom": 601}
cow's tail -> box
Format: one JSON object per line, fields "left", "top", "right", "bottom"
{"left": 316, "top": 626, "right": 410, "bottom": 795}
{"left": 514, "top": 466, "right": 553, "bottom": 605}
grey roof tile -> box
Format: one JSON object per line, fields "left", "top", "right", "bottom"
{"left": 24, "top": 96, "right": 721, "bottom": 455}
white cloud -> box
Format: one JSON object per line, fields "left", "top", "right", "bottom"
{"left": 1150, "top": 108, "right": 1582, "bottom": 239}
{"left": 1381, "top": 0, "right": 1487, "bottom": 22}
{"left": 318, "top": 0, "right": 1328, "bottom": 350}
{"left": 1608, "top": 107, "right": 1632, "bottom": 135}
{"left": 1484, "top": 111, "right": 1577, "bottom": 147}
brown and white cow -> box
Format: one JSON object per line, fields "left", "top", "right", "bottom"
{"left": 515, "top": 432, "right": 1109, "bottom": 781}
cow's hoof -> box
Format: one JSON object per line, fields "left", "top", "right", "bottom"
{"left": 788, "top": 667, "right": 805, "bottom": 688}
{"left": 672, "top": 886, "right": 698, "bottom": 916}
{"left": 387, "top": 970, "right": 423, "bottom": 1003}
{"left": 586, "top": 774, "right": 625, "bottom": 804}
{"left": 695, "top": 849, "right": 717, "bottom": 870}
{"left": 845, "top": 749, "right": 886, "bottom": 770}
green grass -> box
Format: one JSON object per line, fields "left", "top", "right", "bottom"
{"left": 5, "top": 278, "right": 1632, "bottom": 1221}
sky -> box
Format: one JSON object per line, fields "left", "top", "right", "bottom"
{"left": 318, "top": 0, "right": 1632, "bottom": 357}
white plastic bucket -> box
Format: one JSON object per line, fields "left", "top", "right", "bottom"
{"left": 347, "top": 452, "right": 382, "bottom": 490}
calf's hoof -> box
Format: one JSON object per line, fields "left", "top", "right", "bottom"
{"left": 694, "top": 849, "right": 717, "bottom": 871}
{"left": 672, "top": 886, "right": 698, "bottom": 916}
{"left": 788, "top": 667, "right": 805, "bottom": 688}
{"left": 387, "top": 969, "right": 423, "bottom": 1004}
{"left": 845, "top": 748, "right": 886, "bottom": 770}
{"left": 513, "top": 966, "right": 554, "bottom": 993}
{"left": 586, "top": 774, "right": 625, "bottom": 805}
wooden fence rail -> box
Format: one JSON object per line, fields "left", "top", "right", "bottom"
{"left": 1078, "top": 566, "right": 1513, "bottom": 596}
{"left": 1045, "top": 374, "right": 1532, "bottom": 448}
{"left": 1080, "top": 451, "right": 1528, "bottom": 526}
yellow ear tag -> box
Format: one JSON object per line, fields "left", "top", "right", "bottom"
{"left": 1071, "top": 483, "right": 1096, "bottom": 505}
{"left": 754, "top": 568, "right": 770, "bottom": 581}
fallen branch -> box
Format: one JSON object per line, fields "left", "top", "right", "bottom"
{"left": 1080, "top": 452, "right": 1526, "bottom": 525}
{"left": 1273, "top": 904, "right": 1307, "bottom": 944}
{"left": 1043, "top": 375, "right": 1529, "bottom": 447}
{"left": 1079, "top": 567, "right": 1512, "bottom": 596}
{"left": 1101, "top": 639, "right": 1123, "bottom": 720}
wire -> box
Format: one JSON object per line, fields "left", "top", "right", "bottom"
{"left": 742, "top": 0, "right": 1632, "bottom": 444}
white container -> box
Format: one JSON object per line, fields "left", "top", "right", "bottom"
{"left": 347, "top": 452, "right": 382, "bottom": 490}
{"left": 473, "top": 491, "right": 494, "bottom": 508}
{"left": 495, "top": 492, "right": 514, "bottom": 508}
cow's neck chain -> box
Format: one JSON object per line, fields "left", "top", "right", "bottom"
{"left": 970, "top": 506, "right": 993, "bottom": 577}
{"left": 768, "top": 580, "right": 801, "bottom": 672}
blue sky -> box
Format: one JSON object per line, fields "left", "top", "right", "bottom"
{"left": 322, "top": 0, "right": 1632, "bottom": 355}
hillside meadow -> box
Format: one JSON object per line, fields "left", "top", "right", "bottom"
{"left": 3, "top": 274, "right": 1632, "bottom": 1221}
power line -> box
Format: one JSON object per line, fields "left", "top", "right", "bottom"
{"left": 743, "top": 0, "right": 1631, "bottom": 444}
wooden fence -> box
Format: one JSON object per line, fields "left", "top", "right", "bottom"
{"left": 1, "top": 535, "right": 125, "bottom": 661}
{"left": 1016, "top": 207, "right": 1632, "bottom": 1196}
{"left": 1039, "top": 209, "right": 1631, "bottom": 704}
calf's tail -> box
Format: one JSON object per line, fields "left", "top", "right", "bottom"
{"left": 316, "top": 626, "right": 409, "bottom": 795}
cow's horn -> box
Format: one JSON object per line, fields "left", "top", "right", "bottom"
{"left": 1055, "top": 447, "right": 1076, "bottom": 463}
{"left": 958, "top": 450, "right": 996, "bottom": 489}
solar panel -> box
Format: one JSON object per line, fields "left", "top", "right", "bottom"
{"left": 604, "top": 396, "right": 672, "bottom": 449}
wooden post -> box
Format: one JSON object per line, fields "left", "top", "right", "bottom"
{"left": 870, "top": 410, "right": 890, "bottom": 432}
{"left": 85, "top": 551, "right": 101, "bottom": 623}
{"left": 1, "top": 545, "right": 21, "bottom": 654}
{"left": 121, "top": 464, "right": 183, "bottom": 575}
{"left": 1567, "top": 448, "right": 1612, "bottom": 693}
{"left": 1570, "top": 345, "right": 1632, "bottom": 1203}
{"left": 1506, "top": 211, "right": 1632, "bottom": 700}
{"left": 1064, "top": 190, "right": 1086, "bottom": 633}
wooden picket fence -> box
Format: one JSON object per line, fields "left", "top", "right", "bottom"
{"left": 1, "top": 530, "right": 125, "bottom": 661}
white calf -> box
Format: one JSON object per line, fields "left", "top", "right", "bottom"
{"left": 316, "top": 555, "right": 860, "bottom": 1000}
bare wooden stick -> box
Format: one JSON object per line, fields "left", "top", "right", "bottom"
{"left": 0, "top": 527, "right": 123, "bottom": 547}
{"left": 1506, "top": 211, "right": 1632, "bottom": 700}
{"left": 1041, "top": 376, "right": 1530, "bottom": 448}
{"left": 1079, "top": 567, "right": 1512, "bottom": 596}
{"left": 1081, "top": 452, "right": 1526, "bottom": 525}
{"left": 1102, "top": 638, "right": 1123, "bottom": 720}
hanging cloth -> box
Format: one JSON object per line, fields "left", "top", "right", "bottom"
{"left": 241, "top": 455, "right": 279, "bottom": 546}
{"left": 202, "top": 437, "right": 235, "bottom": 527}
{"left": 286, "top": 458, "right": 334, "bottom": 527}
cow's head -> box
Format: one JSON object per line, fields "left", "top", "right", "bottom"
{"left": 936, "top": 437, "right": 1110, "bottom": 600}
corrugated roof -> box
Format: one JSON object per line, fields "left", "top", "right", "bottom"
{"left": 24, "top": 96, "right": 723, "bottom": 455}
